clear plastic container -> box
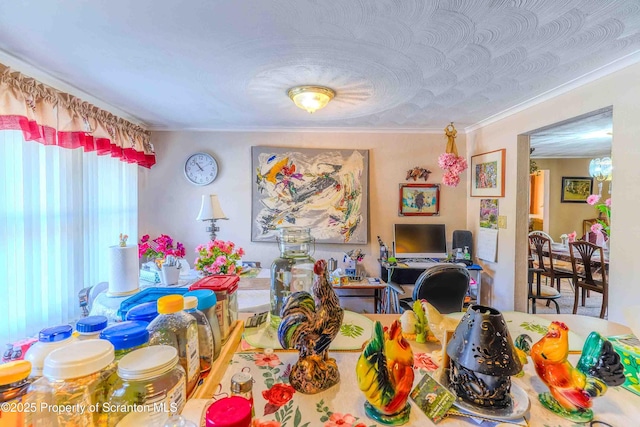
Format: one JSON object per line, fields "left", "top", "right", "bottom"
{"left": 184, "top": 289, "right": 221, "bottom": 360}
{"left": 125, "top": 301, "right": 160, "bottom": 324}
{"left": 100, "top": 321, "right": 150, "bottom": 360}
{"left": 270, "top": 227, "right": 315, "bottom": 327}
{"left": 75, "top": 315, "right": 109, "bottom": 340}
{"left": 184, "top": 296, "right": 215, "bottom": 373}
{"left": 27, "top": 339, "right": 116, "bottom": 426}
{"left": 24, "top": 324, "right": 75, "bottom": 377}
{"left": 0, "top": 360, "right": 32, "bottom": 427}
{"left": 107, "top": 345, "right": 187, "bottom": 426}
{"left": 189, "top": 276, "right": 238, "bottom": 344}
{"left": 148, "top": 295, "right": 200, "bottom": 396}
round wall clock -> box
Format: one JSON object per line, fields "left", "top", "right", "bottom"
{"left": 184, "top": 152, "right": 218, "bottom": 186}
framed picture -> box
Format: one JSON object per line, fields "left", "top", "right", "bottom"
{"left": 399, "top": 183, "right": 440, "bottom": 216}
{"left": 470, "top": 149, "right": 506, "bottom": 197}
{"left": 561, "top": 176, "right": 593, "bottom": 203}
{"left": 251, "top": 146, "right": 369, "bottom": 243}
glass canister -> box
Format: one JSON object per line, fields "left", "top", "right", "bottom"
{"left": 75, "top": 315, "right": 109, "bottom": 340}
{"left": 184, "top": 289, "right": 222, "bottom": 360}
{"left": 188, "top": 276, "right": 239, "bottom": 344}
{"left": 148, "top": 295, "right": 200, "bottom": 396}
{"left": 184, "top": 296, "right": 215, "bottom": 373}
{"left": 24, "top": 324, "right": 75, "bottom": 377}
{"left": 27, "top": 339, "right": 116, "bottom": 426}
{"left": 100, "top": 321, "right": 150, "bottom": 360}
{"left": 270, "top": 227, "right": 315, "bottom": 327}
{"left": 107, "top": 345, "right": 187, "bottom": 425}
{"left": 0, "top": 360, "right": 31, "bottom": 427}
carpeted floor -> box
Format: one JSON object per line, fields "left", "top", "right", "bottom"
{"left": 529, "top": 277, "right": 605, "bottom": 318}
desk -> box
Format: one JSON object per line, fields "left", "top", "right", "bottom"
{"left": 332, "top": 281, "right": 388, "bottom": 314}
{"left": 203, "top": 313, "right": 637, "bottom": 426}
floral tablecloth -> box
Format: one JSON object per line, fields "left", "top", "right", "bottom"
{"left": 212, "top": 347, "right": 640, "bottom": 427}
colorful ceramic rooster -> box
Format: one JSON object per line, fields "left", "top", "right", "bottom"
{"left": 356, "top": 320, "right": 414, "bottom": 425}
{"left": 527, "top": 321, "right": 625, "bottom": 422}
{"left": 278, "top": 259, "right": 344, "bottom": 394}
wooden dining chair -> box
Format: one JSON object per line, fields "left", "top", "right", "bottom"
{"left": 569, "top": 241, "right": 608, "bottom": 319}
{"left": 528, "top": 234, "right": 574, "bottom": 292}
{"left": 528, "top": 249, "right": 561, "bottom": 314}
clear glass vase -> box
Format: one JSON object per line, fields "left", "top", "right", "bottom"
{"left": 270, "top": 227, "right": 315, "bottom": 328}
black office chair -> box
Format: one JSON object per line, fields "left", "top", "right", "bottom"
{"left": 452, "top": 230, "right": 473, "bottom": 266}
{"left": 399, "top": 264, "right": 470, "bottom": 314}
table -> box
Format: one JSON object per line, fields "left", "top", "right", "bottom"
{"left": 203, "top": 313, "right": 637, "bottom": 426}
{"left": 549, "top": 243, "right": 609, "bottom": 265}
{"left": 332, "top": 280, "right": 388, "bottom": 314}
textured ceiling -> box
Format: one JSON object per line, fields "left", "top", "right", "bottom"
{"left": 0, "top": 1, "right": 639, "bottom": 131}
{"left": 530, "top": 108, "right": 612, "bottom": 158}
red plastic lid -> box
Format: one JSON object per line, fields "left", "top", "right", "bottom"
{"left": 205, "top": 396, "right": 252, "bottom": 427}
{"left": 190, "top": 274, "right": 239, "bottom": 294}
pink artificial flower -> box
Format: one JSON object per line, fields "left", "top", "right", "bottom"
{"left": 442, "top": 170, "right": 460, "bottom": 187}
{"left": 591, "top": 223, "right": 604, "bottom": 233}
{"left": 237, "top": 247, "right": 246, "bottom": 257}
{"left": 605, "top": 198, "right": 611, "bottom": 207}
{"left": 228, "top": 264, "right": 236, "bottom": 274}
{"left": 195, "top": 244, "right": 204, "bottom": 252}
{"left": 568, "top": 231, "right": 577, "bottom": 242}
{"left": 324, "top": 413, "right": 357, "bottom": 427}
{"left": 586, "top": 194, "right": 601, "bottom": 205}
{"left": 254, "top": 353, "right": 281, "bottom": 367}
{"left": 438, "top": 153, "right": 457, "bottom": 169}
{"left": 216, "top": 255, "right": 227, "bottom": 265}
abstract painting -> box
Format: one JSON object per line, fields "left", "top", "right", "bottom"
{"left": 251, "top": 146, "right": 369, "bottom": 243}
{"left": 470, "top": 149, "right": 505, "bottom": 197}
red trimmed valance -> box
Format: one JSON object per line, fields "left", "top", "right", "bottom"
{"left": 0, "top": 63, "right": 155, "bottom": 168}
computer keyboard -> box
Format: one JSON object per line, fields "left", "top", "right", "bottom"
{"left": 402, "top": 261, "right": 441, "bottom": 269}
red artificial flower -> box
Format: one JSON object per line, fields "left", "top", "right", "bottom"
{"left": 262, "top": 383, "right": 295, "bottom": 415}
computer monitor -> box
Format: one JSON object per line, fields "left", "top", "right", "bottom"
{"left": 393, "top": 224, "right": 447, "bottom": 259}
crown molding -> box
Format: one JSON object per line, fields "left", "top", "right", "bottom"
{"left": 149, "top": 126, "right": 446, "bottom": 134}
{"left": 464, "top": 50, "right": 640, "bottom": 134}
{"left": 0, "top": 49, "right": 147, "bottom": 127}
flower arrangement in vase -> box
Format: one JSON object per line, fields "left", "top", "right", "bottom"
{"left": 586, "top": 194, "right": 611, "bottom": 235}
{"left": 195, "top": 239, "right": 245, "bottom": 276}
{"left": 138, "top": 234, "right": 186, "bottom": 268}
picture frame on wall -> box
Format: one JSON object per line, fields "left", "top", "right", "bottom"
{"left": 561, "top": 176, "right": 593, "bottom": 203}
{"left": 470, "top": 149, "right": 506, "bottom": 197}
{"left": 398, "top": 183, "right": 440, "bottom": 216}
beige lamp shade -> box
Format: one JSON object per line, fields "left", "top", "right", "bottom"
{"left": 196, "top": 195, "right": 228, "bottom": 221}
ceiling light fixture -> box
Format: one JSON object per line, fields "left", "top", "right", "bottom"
{"left": 588, "top": 157, "right": 612, "bottom": 195}
{"left": 287, "top": 85, "right": 335, "bottom": 114}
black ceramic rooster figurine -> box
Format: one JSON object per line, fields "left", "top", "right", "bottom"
{"left": 278, "top": 259, "right": 344, "bottom": 394}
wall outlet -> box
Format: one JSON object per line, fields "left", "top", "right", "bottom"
{"left": 498, "top": 216, "right": 507, "bottom": 229}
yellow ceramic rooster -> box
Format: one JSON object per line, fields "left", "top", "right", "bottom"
{"left": 526, "top": 321, "right": 625, "bottom": 422}
{"left": 356, "top": 320, "right": 414, "bottom": 425}
{"left": 278, "top": 259, "right": 344, "bottom": 394}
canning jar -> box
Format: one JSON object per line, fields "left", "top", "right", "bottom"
{"left": 0, "top": 360, "right": 31, "bottom": 427}
{"left": 100, "top": 320, "right": 150, "bottom": 360}
{"left": 189, "top": 276, "right": 238, "bottom": 344}
{"left": 184, "top": 296, "right": 214, "bottom": 372}
{"left": 24, "top": 324, "right": 75, "bottom": 377}
{"left": 184, "top": 289, "right": 221, "bottom": 359}
{"left": 107, "top": 345, "right": 187, "bottom": 425}
{"left": 148, "top": 295, "right": 200, "bottom": 395}
{"left": 27, "top": 339, "right": 116, "bottom": 426}
{"left": 270, "top": 227, "right": 315, "bottom": 327}
{"left": 75, "top": 315, "right": 109, "bottom": 340}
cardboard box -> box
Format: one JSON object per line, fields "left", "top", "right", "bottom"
{"left": 608, "top": 334, "right": 640, "bottom": 396}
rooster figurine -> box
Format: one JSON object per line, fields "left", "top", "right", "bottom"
{"left": 522, "top": 321, "right": 625, "bottom": 422}
{"left": 356, "top": 320, "right": 414, "bottom": 425}
{"left": 278, "top": 259, "right": 344, "bottom": 394}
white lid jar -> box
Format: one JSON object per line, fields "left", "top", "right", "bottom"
{"left": 28, "top": 339, "right": 115, "bottom": 426}
{"left": 107, "top": 345, "right": 187, "bottom": 426}
{"left": 24, "top": 324, "right": 75, "bottom": 377}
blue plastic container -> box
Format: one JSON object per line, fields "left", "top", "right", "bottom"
{"left": 125, "top": 301, "right": 159, "bottom": 324}
{"left": 99, "top": 321, "right": 150, "bottom": 358}
{"left": 75, "top": 316, "right": 109, "bottom": 339}
{"left": 117, "top": 287, "right": 188, "bottom": 320}
{"left": 39, "top": 325, "right": 73, "bottom": 343}
{"left": 183, "top": 289, "right": 217, "bottom": 312}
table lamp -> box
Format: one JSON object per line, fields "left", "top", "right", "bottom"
{"left": 196, "top": 195, "right": 228, "bottom": 241}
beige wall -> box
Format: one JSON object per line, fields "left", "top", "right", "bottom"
{"left": 534, "top": 158, "right": 607, "bottom": 240}
{"left": 139, "top": 132, "right": 468, "bottom": 278}
{"left": 468, "top": 61, "right": 640, "bottom": 324}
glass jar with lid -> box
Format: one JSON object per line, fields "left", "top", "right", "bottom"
{"left": 148, "top": 295, "right": 200, "bottom": 395}
{"left": 24, "top": 324, "right": 75, "bottom": 377}
{"left": 27, "top": 339, "right": 116, "bottom": 426}
{"left": 184, "top": 296, "right": 215, "bottom": 372}
{"left": 270, "top": 227, "right": 315, "bottom": 328}
{"left": 107, "top": 345, "right": 187, "bottom": 425}
{"left": 75, "top": 315, "right": 109, "bottom": 340}
{"left": 184, "top": 289, "right": 222, "bottom": 360}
